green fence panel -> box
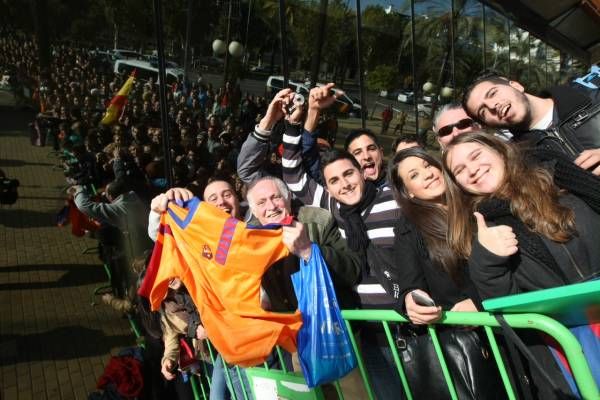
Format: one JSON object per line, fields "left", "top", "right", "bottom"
{"left": 245, "top": 368, "right": 325, "bottom": 400}
{"left": 427, "top": 326, "right": 459, "bottom": 400}
{"left": 153, "top": 310, "right": 598, "bottom": 400}
{"left": 483, "top": 325, "right": 517, "bottom": 400}
{"left": 381, "top": 321, "right": 413, "bottom": 400}
{"left": 341, "top": 310, "right": 599, "bottom": 400}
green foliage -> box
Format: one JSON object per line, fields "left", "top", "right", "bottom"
{"left": 366, "top": 64, "right": 397, "bottom": 92}
{"left": 361, "top": 5, "right": 409, "bottom": 71}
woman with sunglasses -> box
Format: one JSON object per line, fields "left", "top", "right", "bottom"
{"left": 442, "top": 132, "right": 600, "bottom": 399}
{"left": 371, "top": 147, "right": 504, "bottom": 399}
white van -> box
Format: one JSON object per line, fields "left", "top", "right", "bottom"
{"left": 266, "top": 75, "right": 310, "bottom": 96}
{"left": 114, "top": 59, "right": 185, "bottom": 84}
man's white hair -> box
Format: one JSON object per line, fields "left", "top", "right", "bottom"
{"left": 432, "top": 102, "right": 464, "bottom": 132}
{"left": 246, "top": 176, "right": 291, "bottom": 209}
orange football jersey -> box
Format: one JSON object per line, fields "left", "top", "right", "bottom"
{"left": 138, "top": 198, "right": 302, "bottom": 367}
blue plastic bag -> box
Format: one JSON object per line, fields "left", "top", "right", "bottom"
{"left": 291, "top": 244, "right": 357, "bottom": 388}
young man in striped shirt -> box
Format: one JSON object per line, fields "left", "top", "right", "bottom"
{"left": 281, "top": 84, "right": 405, "bottom": 400}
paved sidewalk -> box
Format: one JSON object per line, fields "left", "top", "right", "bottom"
{"left": 0, "top": 93, "right": 135, "bottom": 400}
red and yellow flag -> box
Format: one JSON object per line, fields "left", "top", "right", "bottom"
{"left": 101, "top": 71, "right": 136, "bottom": 125}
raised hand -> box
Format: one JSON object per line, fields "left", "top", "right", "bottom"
{"left": 474, "top": 212, "right": 518, "bottom": 257}
{"left": 304, "top": 83, "right": 340, "bottom": 132}
{"left": 282, "top": 221, "right": 312, "bottom": 261}
{"left": 150, "top": 187, "right": 194, "bottom": 213}
{"left": 284, "top": 92, "right": 306, "bottom": 125}
{"left": 308, "top": 83, "right": 340, "bottom": 111}
{"left": 259, "top": 88, "right": 293, "bottom": 131}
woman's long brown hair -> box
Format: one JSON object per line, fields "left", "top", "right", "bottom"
{"left": 441, "top": 132, "right": 576, "bottom": 258}
{"left": 389, "top": 147, "right": 463, "bottom": 283}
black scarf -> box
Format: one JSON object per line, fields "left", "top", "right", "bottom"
{"left": 372, "top": 173, "right": 387, "bottom": 189}
{"left": 339, "top": 181, "right": 377, "bottom": 251}
{"left": 528, "top": 147, "right": 600, "bottom": 214}
{"left": 476, "top": 198, "right": 569, "bottom": 283}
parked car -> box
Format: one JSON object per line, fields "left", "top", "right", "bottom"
{"left": 397, "top": 91, "right": 415, "bottom": 103}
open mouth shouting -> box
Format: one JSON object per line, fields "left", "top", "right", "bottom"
{"left": 362, "top": 161, "right": 377, "bottom": 179}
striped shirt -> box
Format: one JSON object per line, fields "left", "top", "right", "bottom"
{"left": 282, "top": 124, "right": 400, "bottom": 247}
{"left": 282, "top": 123, "right": 402, "bottom": 307}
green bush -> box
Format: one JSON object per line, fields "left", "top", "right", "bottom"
{"left": 366, "top": 65, "right": 398, "bottom": 92}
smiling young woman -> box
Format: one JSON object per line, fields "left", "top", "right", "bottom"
{"left": 441, "top": 130, "right": 600, "bottom": 399}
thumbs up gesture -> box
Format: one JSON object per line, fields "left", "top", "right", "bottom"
{"left": 474, "top": 212, "right": 519, "bottom": 257}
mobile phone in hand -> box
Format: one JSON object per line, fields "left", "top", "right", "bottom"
{"left": 411, "top": 291, "right": 436, "bottom": 307}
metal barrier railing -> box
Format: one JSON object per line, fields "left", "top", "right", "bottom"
{"left": 342, "top": 310, "right": 598, "bottom": 400}
{"left": 133, "top": 310, "right": 599, "bottom": 400}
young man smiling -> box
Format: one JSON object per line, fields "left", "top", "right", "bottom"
{"left": 282, "top": 85, "right": 405, "bottom": 400}
{"left": 282, "top": 84, "right": 400, "bottom": 250}
{"left": 462, "top": 72, "right": 600, "bottom": 175}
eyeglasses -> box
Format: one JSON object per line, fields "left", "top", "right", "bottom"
{"left": 437, "top": 118, "right": 475, "bottom": 137}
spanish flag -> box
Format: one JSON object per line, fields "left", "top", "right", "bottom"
{"left": 101, "top": 71, "right": 136, "bottom": 125}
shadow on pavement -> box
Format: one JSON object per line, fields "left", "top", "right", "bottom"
{"left": 0, "top": 158, "right": 54, "bottom": 167}
{"left": 0, "top": 106, "right": 36, "bottom": 132}
{"left": 0, "top": 263, "right": 106, "bottom": 290}
{"left": 0, "top": 208, "right": 57, "bottom": 228}
{"left": 0, "top": 326, "right": 134, "bottom": 365}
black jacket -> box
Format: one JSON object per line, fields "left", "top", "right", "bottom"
{"left": 469, "top": 194, "right": 600, "bottom": 300}
{"left": 512, "top": 84, "right": 600, "bottom": 160}
{"left": 371, "top": 217, "right": 480, "bottom": 312}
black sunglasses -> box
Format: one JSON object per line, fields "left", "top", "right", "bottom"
{"left": 437, "top": 118, "right": 475, "bottom": 137}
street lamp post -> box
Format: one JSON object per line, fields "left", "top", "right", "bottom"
{"left": 212, "top": 39, "right": 244, "bottom": 85}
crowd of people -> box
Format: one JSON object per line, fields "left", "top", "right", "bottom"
{"left": 3, "top": 30, "right": 600, "bottom": 400}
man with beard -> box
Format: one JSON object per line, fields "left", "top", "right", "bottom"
{"left": 462, "top": 72, "right": 600, "bottom": 175}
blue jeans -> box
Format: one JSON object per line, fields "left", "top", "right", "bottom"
{"left": 211, "top": 354, "right": 254, "bottom": 400}
{"left": 360, "top": 332, "right": 406, "bottom": 400}
{"left": 209, "top": 356, "right": 229, "bottom": 400}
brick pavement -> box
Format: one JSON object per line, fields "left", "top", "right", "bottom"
{"left": 0, "top": 93, "right": 135, "bottom": 400}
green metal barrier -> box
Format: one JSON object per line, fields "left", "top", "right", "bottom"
{"left": 150, "top": 310, "right": 599, "bottom": 400}
{"left": 341, "top": 310, "right": 599, "bottom": 400}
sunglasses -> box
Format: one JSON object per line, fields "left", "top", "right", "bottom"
{"left": 437, "top": 118, "right": 475, "bottom": 137}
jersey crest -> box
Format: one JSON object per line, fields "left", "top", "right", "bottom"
{"left": 202, "top": 244, "right": 213, "bottom": 260}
